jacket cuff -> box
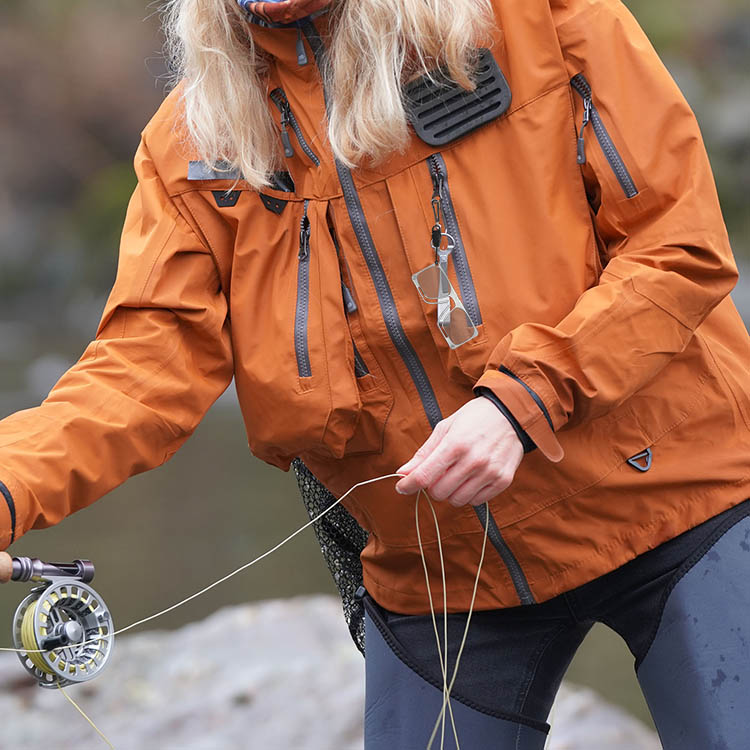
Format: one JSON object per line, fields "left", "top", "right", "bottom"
{"left": 474, "top": 368, "right": 564, "bottom": 463}
{"left": 0, "top": 476, "right": 19, "bottom": 549}
{"left": 475, "top": 387, "right": 536, "bottom": 454}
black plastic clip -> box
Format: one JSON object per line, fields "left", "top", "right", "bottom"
{"left": 627, "top": 448, "right": 653, "bottom": 473}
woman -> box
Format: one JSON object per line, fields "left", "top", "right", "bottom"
{"left": 1, "top": 0, "right": 749, "bottom": 746}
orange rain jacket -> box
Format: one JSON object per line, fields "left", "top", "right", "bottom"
{"left": 2, "top": 0, "right": 750, "bottom": 614}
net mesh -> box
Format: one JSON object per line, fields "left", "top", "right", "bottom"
{"left": 292, "top": 458, "right": 368, "bottom": 653}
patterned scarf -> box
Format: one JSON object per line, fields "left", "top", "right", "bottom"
{"left": 237, "top": 0, "right": 331, "bottom": 26}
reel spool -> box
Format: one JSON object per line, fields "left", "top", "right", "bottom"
{"left": 0, "top": 553, "right": 114, "bottom": 688}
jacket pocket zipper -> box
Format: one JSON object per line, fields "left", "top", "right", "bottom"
{"left": 570, "top": 73, "right": 639, "bottom": 199}
{"left": 270, "top": 88, "right": 321, "bottom": 167}
{"left": 295, "top": 200, "right": 312, "bottom": 378}
{"left": 426, "top": 153, "right": 482, "bottom": 326}
{"left": 474, "top": 505, "right": 536, "bottom": 605}
{"left": 340, "top": 277, "right": 370, "bottom": 377}
{"left": 332, "top": 225, "right": 371, "bottom": 378}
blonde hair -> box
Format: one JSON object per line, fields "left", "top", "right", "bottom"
{"left": 163, "top": 0, "right": 494, "bottom": 189}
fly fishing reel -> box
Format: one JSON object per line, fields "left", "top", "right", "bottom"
{"left": 0, "top": 552, "right": 114, "bottom": 688}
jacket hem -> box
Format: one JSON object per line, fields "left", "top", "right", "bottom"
{"left": 363, "top": 481, "right": 750, "bottom": 614}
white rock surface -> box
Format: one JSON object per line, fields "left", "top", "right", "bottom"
{"left": 0, "top": 596, "right": 660, "bottom": 750}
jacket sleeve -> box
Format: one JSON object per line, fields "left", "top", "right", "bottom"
{"left": 474, "top": 0, "right": 737, "bottom": 461}
{"left": 0, "top": 138, "right": 234, "bottom": 548}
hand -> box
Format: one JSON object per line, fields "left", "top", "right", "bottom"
{"left": 395, "top": 397, "right": 524, "bottom": 507}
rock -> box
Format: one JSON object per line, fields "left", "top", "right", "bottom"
{"left": 0, "top": 596, "right": 659, "bottom": 750}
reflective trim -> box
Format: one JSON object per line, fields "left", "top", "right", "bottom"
{"left": 499, "top": 366, "right": 554, "bottom": 431}
{"left": 187, "top": 161, "right": 241, "bottom": 181}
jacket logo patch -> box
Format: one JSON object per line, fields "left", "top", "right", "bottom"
{"left": 259, "top": 193, "right": 288, "bottom": 215}
{"left": 627, "top": 448, "right": 653, "bottom": 473}
{"left": 212, "top": 190, "right": 241, "bottom": 208}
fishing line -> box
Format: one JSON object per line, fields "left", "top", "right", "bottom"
{"left": 415, "top": 491, "right": 456, "bottom": 750}
{"left": 57, "top": 682, "right": 115, "bottom": 750}
{"left": 2, "top": 471, "right": 490, "bottom": 750}
{"left": 416, "top": 492, "right": 489, "bottom": 750}
{"left": 0, "top": 472, "right": 405, "bottom": 657}
{"left": 0, "top": 472, "right": 403, "bottom": 749}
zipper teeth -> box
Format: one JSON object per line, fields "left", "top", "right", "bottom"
{"left": 474, "top": 505, "right": 535, "bottom": 605}
{"left": 428, "top": 154, "right": 482, "bottom": 326}
{"left": 303, "top": 19, "right": 536, "bottom": 605}
{"left": 336, "top": 163, "right": 442, "bottom": 425}
{"left": 295, "top": 200, "right": 312, "bottom": 378}
{"left": 570, "top": 75, "right": 638, "bottom": 199}
{"left": 270, "top": 88, "right": 321, "bottom": 167}
{"left": 301, "top": 21, "right": 443, "bottom": 429}
{"left": 352, "top": 341, "right": 370, "bottom": 377}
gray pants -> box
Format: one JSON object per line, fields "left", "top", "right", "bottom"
{"left": 363, "top": 507, "right": 750, "bottom": 749}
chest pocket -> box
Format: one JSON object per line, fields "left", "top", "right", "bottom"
{"left": 231, "top": 196, "right": 393, "bottom": 469}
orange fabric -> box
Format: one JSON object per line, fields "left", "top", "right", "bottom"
{"left": 2, "top": 0, "right": 750, "bottom": 614}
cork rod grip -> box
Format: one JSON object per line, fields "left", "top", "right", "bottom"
{"left": 0, "top": 551, "right": 13, "bottom": 583}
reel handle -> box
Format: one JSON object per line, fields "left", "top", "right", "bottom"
{"left": 0, "top": 552, "right": 95, "bottom": 584}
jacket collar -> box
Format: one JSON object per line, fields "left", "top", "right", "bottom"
{"left": 238, "top": 0, "right": 331, "bottom": 28}
{"left": 247, "top": 8, "right": 332, "bottom": 74}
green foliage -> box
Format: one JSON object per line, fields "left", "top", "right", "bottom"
{"left": 66, "top": 162, "right": 138, "bottom": 294}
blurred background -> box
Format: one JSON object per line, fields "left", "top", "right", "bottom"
{"left": 0, "top": 0, "right": 748, "bottom": 733}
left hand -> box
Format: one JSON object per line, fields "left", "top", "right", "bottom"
{"left": 395, "top": 397, "right": 524, "bottom": 507}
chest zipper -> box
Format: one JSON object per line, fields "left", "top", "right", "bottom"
{"left": 295, "top": 200, "right": 312, "bottom": 378}
{"left": 299, "top": 21, "right": 443, "bottom": 428}
{"left": 269, "top": 88, "right": 321, "bottom": 167}
{"left": 571, "top": 73, "right": 639, "bottom": 199}
{"left": 427, "top": 154, "right": 482, "bottom": 326}
{"left": 300, "top": 20, "right": 536, "bottom": 606}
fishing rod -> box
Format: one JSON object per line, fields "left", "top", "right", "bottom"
{"left": 0, "top": 551, "right": 114, "bottom": 688}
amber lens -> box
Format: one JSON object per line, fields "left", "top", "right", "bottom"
{"left": 412, "top": 265, "right": 443, "bottom": 302}
{"left": 438, "top": 305, "right": 477, "bottom": 348}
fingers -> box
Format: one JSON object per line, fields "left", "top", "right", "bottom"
{"left": 395, "top": 433, "right": 460, "bottom": 495}
{"left": 395, "top": 397, "right": 524, "bottom": 504}
{"left": 395, "top": 417, "right": 453, "bottom": 490}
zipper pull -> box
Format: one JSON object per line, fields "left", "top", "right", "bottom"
{"left": 341, "top": 282, "right": 358, "bottom": 314}
{"left": 296, "top": 27, "right": 309, "bottom": 66}
{"left": 431, "top": 219, "right": 443, "bottom": 251}
{"left": 429, "top": 158, "right": 447, "bottom": 259}
{"left": 299, "top": 203, "right": 311, "bottom": 260}
{"left": 577, "top": 96, "right": 592, "bottom": 165}
{"left": 280, "top": 108, "right": 295, "bottom": 158}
